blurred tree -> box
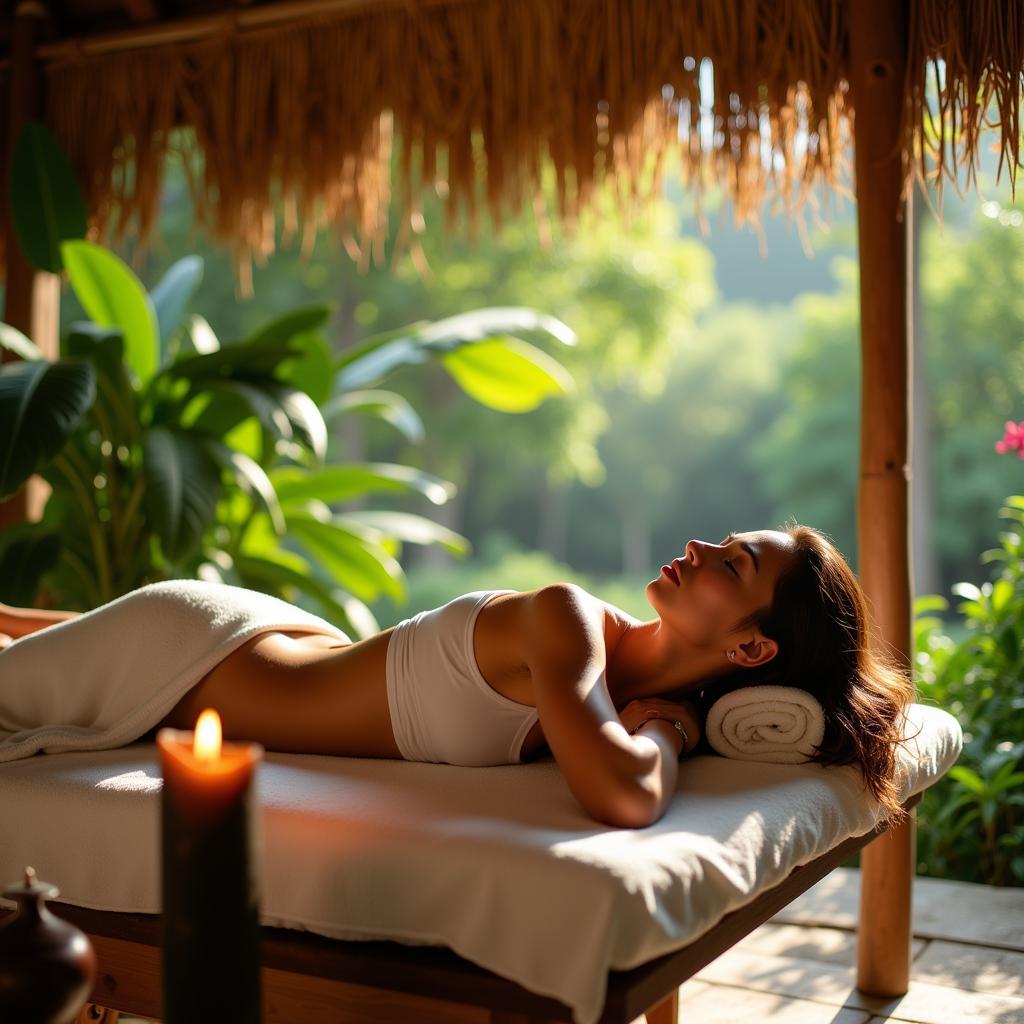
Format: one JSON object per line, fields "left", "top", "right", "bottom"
{"left": 745, "top": 197, "right": 1024, "bottom": 596}
{"left": 747, "top": 256, "right": 862, "bottom": 568}
{"left": 922, "top": 197, "right": 1024, "bottom": 586}
{"left": 366, "top": 168, "right": 718, "bottom": 570}
{"left": 592, "top": 301, "right": 798, "bottom": 576}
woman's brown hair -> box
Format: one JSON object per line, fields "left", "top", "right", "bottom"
{"left": 687, "top": 520, "right": 923, "bottom": 828}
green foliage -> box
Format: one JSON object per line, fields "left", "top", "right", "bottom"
{"left": 741, "top": 200, "right": 1024, "bottom": 587}
{"left": 440, "top": 336, "right": 574, "bottom": 412}
{"left": 335, "top": 307, "right": 576, "bottom": 411}
{"left": 61, "top": 240, "right": 161, "bottom": 384}
{"left": 913, "top": 495, "right": 1024, "bottom": 885}
{"left": 922, "top": 206, "right": 1024, "bottom": 582}
{"left": 0, "top": 350, "right": 97, "bottom": 497}
{"left": 747, "top": 258, "right": 861, "bottom": 563}
{"left": 0, "top": 526, "right": 61, "bottom": 606}
{"left": 8, "top": 120, "right": 88, "bottom": 272}
{"left": 0, "top": 284, "right": 576, "bottom": 634}
{"left": 594, "top": 300, "right": 800, "bottom": 573}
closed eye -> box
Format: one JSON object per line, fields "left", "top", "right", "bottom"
{"left": 720, "top": 530, "right": 760, "bottom": 576}
{"left": 720, "top": 532, "right": 741, "bottom": 578}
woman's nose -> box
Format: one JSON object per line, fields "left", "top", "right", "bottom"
{"left": 685, "top": 540, "right": 702, "bottom": 565}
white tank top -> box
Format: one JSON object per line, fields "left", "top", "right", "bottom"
{"left": 385, "top": 590, "right": 541, "bottom": 765}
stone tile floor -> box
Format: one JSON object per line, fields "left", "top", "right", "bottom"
{"left": 114, "top": 866, "right": 1023, "bottom": 1023}
{"left": 666, "top": 866, "right": 1024, "bottom": 1024}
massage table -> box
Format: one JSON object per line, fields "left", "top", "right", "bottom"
{"left": 0, "top": 701, "right": 961, "bottom": 1023}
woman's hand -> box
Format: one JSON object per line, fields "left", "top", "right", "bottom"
{"left": 619, "top": 696, "right": 704, "bottom": 755}
{"left": 0, "top": 632, "right": 14, "bottom": 650}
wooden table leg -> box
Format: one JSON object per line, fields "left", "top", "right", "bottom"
{"left": 645, "top": 988, "right": 679, "bottom": 1024}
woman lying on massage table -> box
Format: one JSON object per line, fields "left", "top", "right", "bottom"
{"left": 0, "top": 522, "right": 914, "bottom": 830}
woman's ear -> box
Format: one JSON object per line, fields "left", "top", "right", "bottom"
{"left": 736, "top": 634, "right": 778, "bottom": 667}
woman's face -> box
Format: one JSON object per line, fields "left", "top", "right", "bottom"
{"left": 646, "top": 529, "right": 797, "bottom": 649}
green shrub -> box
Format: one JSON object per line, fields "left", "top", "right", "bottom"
{"left": 913, "top": 495, "right": 1024, "bottom": 885}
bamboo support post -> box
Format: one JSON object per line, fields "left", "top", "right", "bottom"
{"left": 848, "top": 0, "right": 917, "bottom": 998}
{"left": 0, "top": 0, "right": 60, "bottom": 532}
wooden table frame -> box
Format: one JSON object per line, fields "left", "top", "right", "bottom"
{"left": 2, "top": 792, "right": 921, "bottom": 1024}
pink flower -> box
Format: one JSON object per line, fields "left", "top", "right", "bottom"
{"left": 995, "top": 420, "right": 1024, "bottom": 458}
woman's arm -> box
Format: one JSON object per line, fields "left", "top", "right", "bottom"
{"left": 630, "top": 719, "right": 684, "bottom": 825}
{"left": 525, "top": 584, "right": 666, "bottom": 828}
{"left": 619, "top": 695, "right": 705, "bottom": 824}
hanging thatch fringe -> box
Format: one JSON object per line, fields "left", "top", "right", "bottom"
{"left": 904, "top": 0, "right": 1024, "bottom": 214}
{"left": 1, "top": 0, "right": 1022, "bottom": 298}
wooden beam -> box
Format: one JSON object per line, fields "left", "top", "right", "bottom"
{"left": 847, "top": 0, "right": 917, "bottom": 1000}
{"left": 0, "top": 1, "right": 60, "bottom": 534}
{"left": 0, "top": 0, "right": 420, "bottom": 68}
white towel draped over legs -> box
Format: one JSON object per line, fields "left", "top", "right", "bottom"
{"left": 0, "top": 579, "right": 351, "bottom": 763}
{"left": 704, "top": 684, "right": 826, "bottom": 764}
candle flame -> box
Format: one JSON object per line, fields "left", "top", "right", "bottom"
{"left": 193, "top": 708, "right": 222, "bottom": 760}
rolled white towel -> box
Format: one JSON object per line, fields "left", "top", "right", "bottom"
{"left": 704, "top": 684, "right": 825, "bottom": 764}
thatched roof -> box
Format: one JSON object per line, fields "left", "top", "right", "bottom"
{"left": 1, "top": 0, "right": 1022, "bottom": 296}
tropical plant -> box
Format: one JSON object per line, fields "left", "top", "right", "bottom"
{"left": 913, "top": 494, "right": 1024, "bottom": 886}
{"left": 0, "top": 258, "right": 577, "bottom": 635}
{"left": 0, "top": 121, "right": 578, "bottom": 636}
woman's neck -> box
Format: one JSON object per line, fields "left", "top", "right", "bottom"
{"left": 604, "top": 615, "right": 725, "bottom": 706}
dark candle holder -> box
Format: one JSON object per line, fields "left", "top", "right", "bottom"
{"left": 158, "top": 727, "right": 263, "bottom": 1024}
{"left": 0, "top": 866, "right": 96, "bottom": 1024}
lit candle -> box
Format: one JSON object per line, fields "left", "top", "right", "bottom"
{"left": 157, "top": 710, "right": 263, "bottom": 1023}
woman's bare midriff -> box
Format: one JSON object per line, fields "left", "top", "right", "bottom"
{"left": 154, "top": 591, "right": 557, "bottom": 762}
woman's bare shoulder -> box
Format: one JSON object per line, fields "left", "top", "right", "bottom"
{"left": 490, "top": 582, "right": 598, "bottom": 622}
{"left": 497, "top": 583, "right": 631, "bottom": 661}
